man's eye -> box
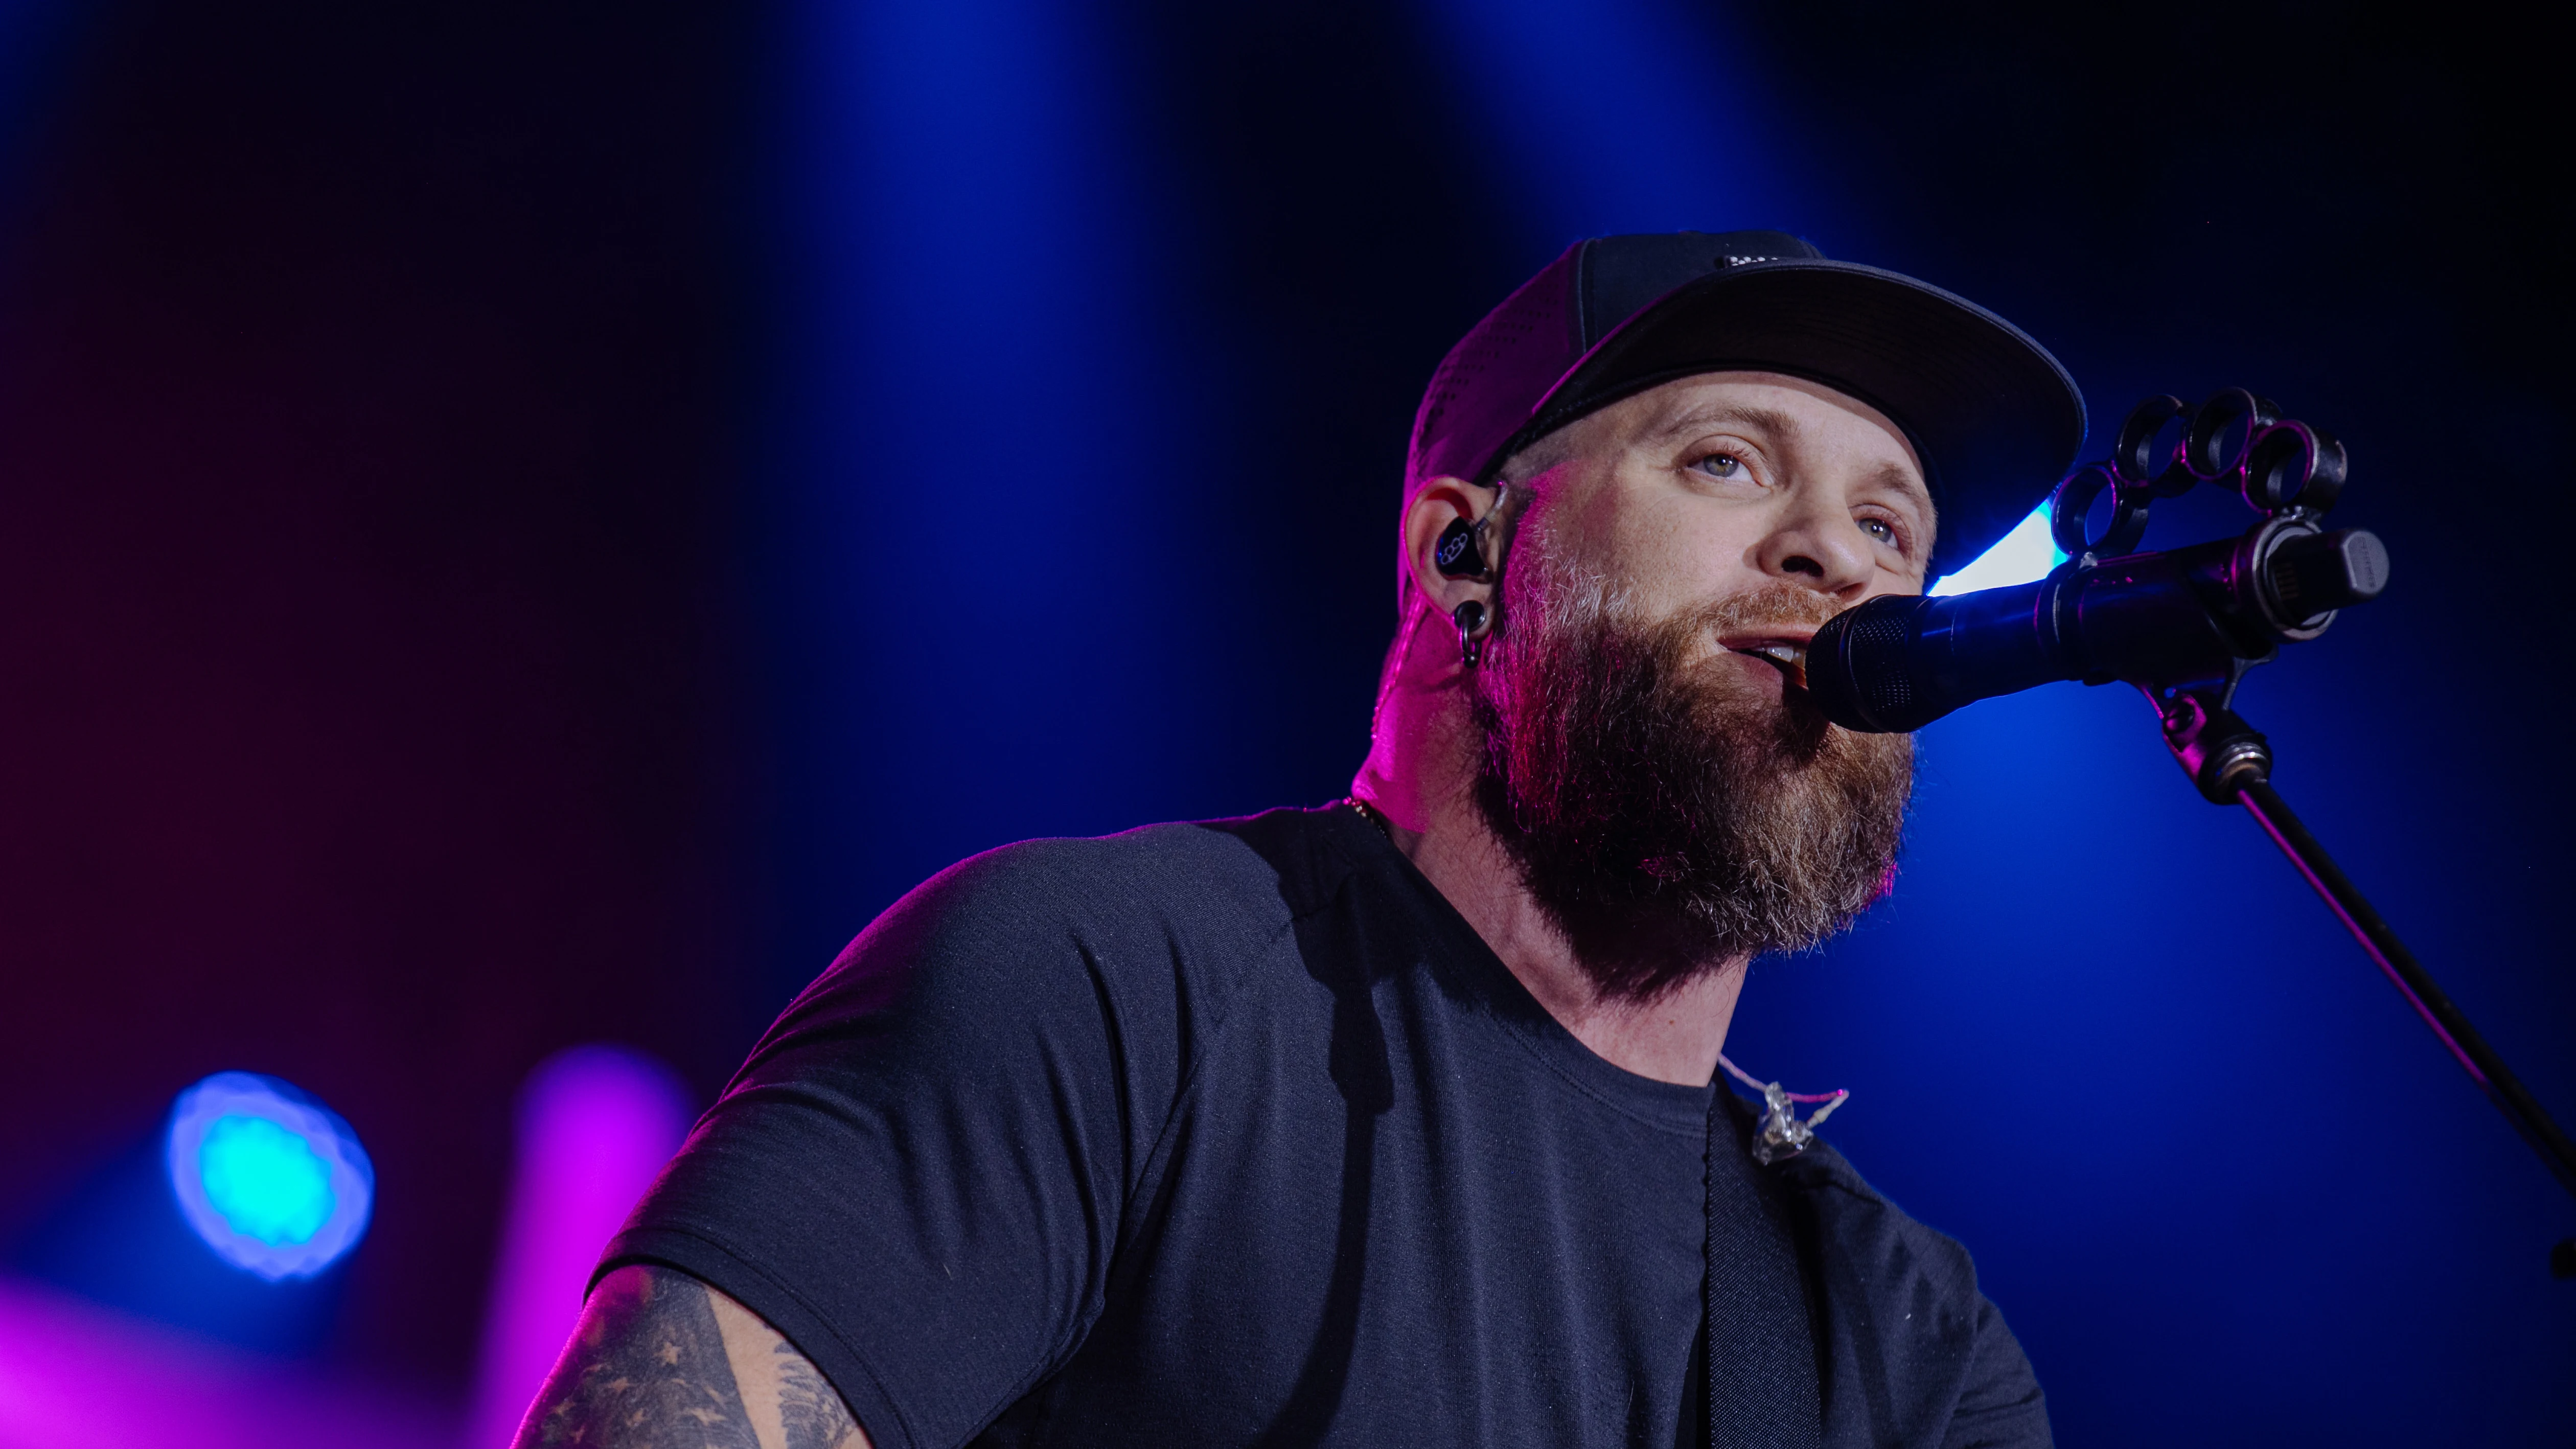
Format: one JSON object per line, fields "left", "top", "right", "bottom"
{"left": 1692, "top": 452, "right": 1745, "bottom": 480}
{"left": 1859, "top": 517, "right": 1897, "bottom": 545}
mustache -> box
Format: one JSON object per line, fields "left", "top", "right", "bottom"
{"left": 1677, "top": 580, "right": 1849, "bottom": 640}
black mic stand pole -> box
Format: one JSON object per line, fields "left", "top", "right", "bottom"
{"left": 2158, "top": 686, "right": 2576, "bottom": 1276}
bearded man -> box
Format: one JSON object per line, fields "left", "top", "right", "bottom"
{"left": 517, "top": 231, "right": 2085, "bottom": 1449}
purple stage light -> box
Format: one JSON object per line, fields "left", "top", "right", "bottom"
{"left": 467, "top": 1045, "right": 693, "bottom": 1449}
{"left": 0, "top": 1272, "right": 453, "bottom": 1449}
{"left": 165, "top": 1073, "right": 373, "bottom": 1281}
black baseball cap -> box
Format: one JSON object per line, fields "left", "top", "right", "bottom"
{"left": 1406, "top": 230, "right": 2087, "bottom": 581}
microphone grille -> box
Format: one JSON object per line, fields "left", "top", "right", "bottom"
{"left": 1808, "top": 595, "right": 1925, "bottom": 732}
{"left": 1848, "top": 606, "right": 1917, "bottom": 723}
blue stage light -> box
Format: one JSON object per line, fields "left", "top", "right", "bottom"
{"left": 1929, "top": 502, "right": 2062, "bottom": 596}
{"left": 165, "top": 1072, "right": 373, "bottom": 1280}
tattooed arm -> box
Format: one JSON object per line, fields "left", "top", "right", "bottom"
{"left": 511, "top": 1264, "right": 872, "bottom": 1449}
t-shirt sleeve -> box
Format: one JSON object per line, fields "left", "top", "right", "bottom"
{"left": 595, "top": 841, "right": 1198, "bottom": 1449}
{"left": 1937, "top": 1293, "right": 2051, "bottom": 1449}
{"left": 1790, "top": 1147, "right": 2055, "bottom": 1449}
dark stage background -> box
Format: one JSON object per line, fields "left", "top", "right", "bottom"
{"left": 1, "top": 1, "right": 2568, "bottom": 1443}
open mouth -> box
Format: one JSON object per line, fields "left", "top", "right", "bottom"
{"left": 1729, "top": 641, "right": 1809, "bottom": 691}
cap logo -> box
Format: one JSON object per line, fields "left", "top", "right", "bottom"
{"left": 1719, "top": 254, "right": 1779, "bottom": 268}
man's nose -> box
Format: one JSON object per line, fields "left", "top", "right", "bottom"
{"left": 1754, "top": 495, "right": 1875, "bottom": 596}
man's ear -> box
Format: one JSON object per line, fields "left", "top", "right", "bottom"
{"left": 1401, "top": 477, "right": 1501, "bottom": 619}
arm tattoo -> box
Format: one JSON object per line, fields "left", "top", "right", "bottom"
{"left": 531, "top": 1268, "right": 762, "bottom": 1447}
{"left": 775, "top": 1344, "right": 863, "bottom": 1449}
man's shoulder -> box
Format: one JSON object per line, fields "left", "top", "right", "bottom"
{"left": 821, "top": 804, "right": 1367, "bottom": 998}
{"left": 1772, "top": 1136, "right": 2015, "bottom": 1380}
{"left": 750, "top": 807, "right": 1369, "bottom": 1093}
{"left": 1773, "top": 1141, "right": 2051, "bottom": 1441}
{"left": 917, "top": 802, "right": 1359, "bottom": 932}
{"left": 1780, "top": 1140, "right": 1981, "bottom": 1291}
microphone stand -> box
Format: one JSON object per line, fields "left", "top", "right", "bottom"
{"left": 1824, "top": 385, "right": 2576, "bottom": 1271}
{"left": 2158, "top": 687, "right": 2576, "bottom": 1276}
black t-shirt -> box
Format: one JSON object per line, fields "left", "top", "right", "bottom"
{"left": 602, "top": 806, "right": 2050, "bottom": 1448}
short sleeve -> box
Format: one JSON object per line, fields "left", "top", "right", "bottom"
{"left": 1937, "top": 1294, "right": 2051, "bottom": 1449}
{"left": 1785, "top": 1145, "right": 2054, "bottom": 1449}
{"left": 596, "top": 838, "right": 1208, "bottom": 1449}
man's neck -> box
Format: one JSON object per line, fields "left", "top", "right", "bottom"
{"left": 1354, "top": 633, "right": 1746, "bottom": 1088}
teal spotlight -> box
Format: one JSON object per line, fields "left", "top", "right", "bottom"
{"left": 166, "top": 1072, "right": 373, "bottom": 1280}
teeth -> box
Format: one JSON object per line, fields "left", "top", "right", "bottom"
{"left": 1732, "top": 641, "right": 1808, "bottom": 689}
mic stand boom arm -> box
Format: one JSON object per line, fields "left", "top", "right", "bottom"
{"left": 2159, "top": 687, "right": 2576, "bottom": 1276}
{"left": 1811, "top": 387, "right": 2576, "bottom": 1273}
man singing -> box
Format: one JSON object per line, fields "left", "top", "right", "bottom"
{"left": 517, "top": 230, "right": 2084, "bottom": 1448}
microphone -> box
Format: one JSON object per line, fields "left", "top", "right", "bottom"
{"left": 1804, "top": 518, "right": 2389, "bottom": 733}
